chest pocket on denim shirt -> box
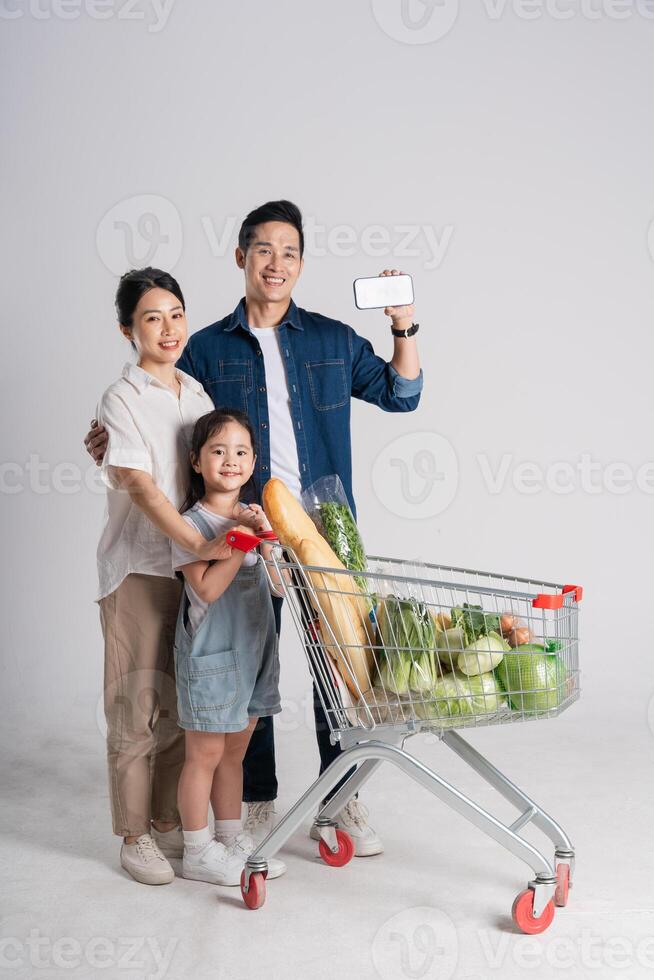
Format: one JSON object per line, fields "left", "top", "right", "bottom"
{"left": 206, "top": 360, "right": 253, "bottom": 414}
{"left": 305, "top": 359, "right": 348, "bottom": 411}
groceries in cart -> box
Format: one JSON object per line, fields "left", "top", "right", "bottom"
{"left": 262, "top": 476, "right": 575, "bottom": 728}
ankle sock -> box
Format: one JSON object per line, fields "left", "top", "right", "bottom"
{"left": 183, "top": 826, "right": 214, "bottom": 853}
{"left": 214, "top": 818, "right": 242, "bottom": 845}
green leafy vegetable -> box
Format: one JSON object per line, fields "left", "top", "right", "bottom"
{"left": 377, "top": 595, "right": 437, "bottom": 695}
{"left": 317, "top": 502, "right": 367, "bottom": 585}
{"left": 451, "top": 603, "right": 500, "bottom": 646}
{"left": 457, "top": 631, "right": 510, "bottom": 676}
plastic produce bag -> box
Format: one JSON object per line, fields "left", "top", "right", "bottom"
{"left": 301, "top": 475, "right": 368, "bottom": 587}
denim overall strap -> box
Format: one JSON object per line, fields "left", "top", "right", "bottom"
{"left": 187, "top": 506, "right": 217, "bottom": 542}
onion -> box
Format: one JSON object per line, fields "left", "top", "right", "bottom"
{"left": 508, "top": 626, "right": 532, "bottom": 647}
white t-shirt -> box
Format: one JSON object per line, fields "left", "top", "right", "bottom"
{"left": 171, "top": 502, "right": 259, "bottom": 635}
{"left": 96, "top": 363, "right": 214, "bottom": 600}
{"left": 249, "top": 324, "right": 302, "bottom": 501}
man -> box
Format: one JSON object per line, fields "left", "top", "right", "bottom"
{"left": 85, "top": 199, "right": 423, "bottom": 855}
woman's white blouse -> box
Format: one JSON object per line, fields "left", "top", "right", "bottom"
{"left": 96, "top": 362, "right": 214, "bottom": 600}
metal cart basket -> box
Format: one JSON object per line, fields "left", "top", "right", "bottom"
{"left": 235, "top": 537, "right": 582, "bottom": 933}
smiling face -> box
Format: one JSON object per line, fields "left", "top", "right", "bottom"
{"left": 120, "top": 287, "right": 188, "bottom": 363}
{"left": 236, "top": 221, "right": 304, "bottom": 307}
{"left": 193, "top": 420, "right": 256, "bottom": 494}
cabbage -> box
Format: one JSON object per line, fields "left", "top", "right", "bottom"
{"left": 377, "top": 595, "right": 436, "bottom": 695}
{"left": 415, "top": 671, "right": 507, "bottom": 723}
{"left": 409, "top": 650, "right": 438, "bottom": 694}
{"left": 457, "top": 631, "right": 510, "bottom": 676}
{"left": 378, "top": 653, "right": 412, "bottom": 697}
{"left": 495, "top": 645, "right": 567, "bottom": 711}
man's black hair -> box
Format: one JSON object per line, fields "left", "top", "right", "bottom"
{"left": 238, "top": 199, "right": 304, "bottom": 257}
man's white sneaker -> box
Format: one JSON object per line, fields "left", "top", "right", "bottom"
{"left": 120, "top": 835, "right": 175, "bottom": 885}
{"left": 151, "top": 824, "right": 184, "bottom": 859}
{"left": 309, "top": 800, "right": 383, "bottom": 857}
{"left": 182, "top": 839, "right": 244, "bottom": 886}
{"left": 228, "top": 831, "right": 286, "bottom": 880}
{"left": 244, "top": 801, "right": 276, "bottom": 843}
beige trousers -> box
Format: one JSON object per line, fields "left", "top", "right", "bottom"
{"left": 99, "top": 573, "right": 184, "bottom": 837}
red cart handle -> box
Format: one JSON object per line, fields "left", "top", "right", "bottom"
{"left": 532, "top": 584, "right": 583, "bottom": 609}
{"left": 227, "top": 528, "right": 279, "bottom": 553}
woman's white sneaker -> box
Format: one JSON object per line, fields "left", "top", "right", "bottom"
{"left": 182, "top": 840, "right": 244, "bottom": 886}
{"left": 310, "top": 800, "right": 383, "bottom": 856}
{"left": 228, "top": 831, "right": 286, "bottom": 879}
{"left": 120, "top": 835, "right": 175, "bottom": 884}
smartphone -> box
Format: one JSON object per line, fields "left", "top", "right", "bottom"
{"left": 353, "top": 274, "right": 414, "bottom": 310}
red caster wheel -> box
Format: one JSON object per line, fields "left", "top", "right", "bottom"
{"left": 241, "top": 870, "right": 267, "bottom": 910}
{"left": 555, "top": 864, "right": 570, "bottom": 907}
{"left": 511, "top": 889, "right": 555, "bottom": 934}
{"left": 319, "top": 829, "right": 354, "bottom": 867}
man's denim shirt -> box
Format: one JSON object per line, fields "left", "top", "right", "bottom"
{"left": 177, "top": 298, "right": 423, "bottom": 517}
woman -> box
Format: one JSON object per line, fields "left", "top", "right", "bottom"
{"left": 95, "top": 267, "right": 251, "bottom": 884}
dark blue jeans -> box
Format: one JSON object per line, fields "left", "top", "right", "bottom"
{"left": 242, "top": 593, "right": 355, "bottom": 804}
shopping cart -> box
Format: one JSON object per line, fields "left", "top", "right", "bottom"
{"left": 228, "top": 530, "right": 581, "bottom": 933}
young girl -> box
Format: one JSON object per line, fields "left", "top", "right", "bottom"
{"left": 96, "top": 268, "right": 233, "bottom": 885}
{"left": 171, "top": 410, "right": 287, "bottom": 886}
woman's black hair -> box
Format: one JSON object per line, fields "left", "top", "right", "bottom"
{"left": 115, "top": 267, "right": 185, "bottom": 350}
{"left": 238, "top": 199, "right": 304, "bottom": 257}
{"left": 182, "top": 408, "right": 258, "bottom": 513}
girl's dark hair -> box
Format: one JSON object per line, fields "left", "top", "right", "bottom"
{"left": 115, "top": 267, "right": 185, "bottom": 350}
{"left": 238, "top": 199, "right": 304, "bottom": 256}
{"left": 182, "top": 408, "right": 258, "bottom": 512}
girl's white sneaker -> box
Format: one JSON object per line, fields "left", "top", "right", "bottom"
{"left": 182, "top": 840, "right": 244, "bottom": 886}
{"left": 120, "top": 835, "right": 175, "bottom": 885}
{"left": 228, "top": 831, "right": 287, "bottom": 879}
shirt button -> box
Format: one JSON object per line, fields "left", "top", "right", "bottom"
{"left": 262, "top": 465, "right": 269, "bottom": 471}
{"left": 261, "top": 422, "right": 268, "bottom": 429}
{"left": 259, "top": 386, "right": 266, "bottom": 393}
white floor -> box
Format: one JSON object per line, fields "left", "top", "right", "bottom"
{"left": 2, "top": 696, "right": 653, "bottom": 980}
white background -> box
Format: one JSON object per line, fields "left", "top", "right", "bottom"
{"left": 2, "top": 3, "right": 654, "bottom": 979}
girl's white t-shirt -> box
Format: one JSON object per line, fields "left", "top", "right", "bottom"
{"left": 249, "top": 324, "right": 302, "bottom": 501}
{"left": 171, "top": 502, "right": 259, "bottom": 635}
{"left": 96, "top": 363, "right": 214, "bottom": 601}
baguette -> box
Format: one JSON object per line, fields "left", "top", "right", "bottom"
{"left": 262, "top": 477, "right": 374, "bottom": 697}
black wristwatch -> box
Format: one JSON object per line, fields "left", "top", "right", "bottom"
{"left": 391, "top": 322, "right": 419, "bottom": 338}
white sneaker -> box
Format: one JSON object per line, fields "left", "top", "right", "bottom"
{"left": 244, "top": 801, "right": 276, "bottom": 843}
{"left": 182, "top": 839, "right": 244, "bottom": 886}
{"left": 310, "top": 800, "right": 384, "bottom": 857}
{"left": 151, "top": 824, "right": 183, "bottom": 859}
{"left": 120, "top": 835, "right": 175, "bottom": 885}
{"left": 228, "top": 831, "right": 286, "bottom": 880}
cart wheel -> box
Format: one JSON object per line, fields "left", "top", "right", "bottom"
{"left": 241, "top": 870, "right": 266, "bottom": 910}
{"left": 511, "top": 889, "right": 555, "bottom": 934}
{"left": 319, "top": 829, "right": 354, "bottom": 867}
{"left": 555, "top": 863, "right": 570, "bottom": 907}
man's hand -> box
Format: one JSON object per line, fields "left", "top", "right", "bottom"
{"left": 380, "top": 268, "right": 415, "bottom": 330}
{"left": 84, "top": 419, "right": 108, "bottom": 466}
{"left": 233, "top": 502, "right": 273, "bottom": 535}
